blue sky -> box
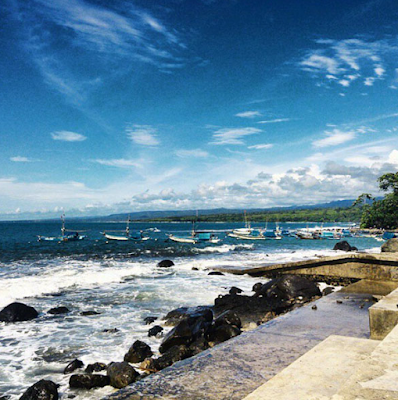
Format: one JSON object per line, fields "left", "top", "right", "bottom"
{"left": 1, "top": 0, "right": 398, "bottom": 219}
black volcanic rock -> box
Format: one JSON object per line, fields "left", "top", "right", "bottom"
{"left": 64, "top": 359, "right": 84, "bottom": 374}
{"left": 157, "top": 260, "right": 174, "bottom": 268}
{"left": 333, "top": 241, "right": 357, "bottom": 252}
{"left": 69, "top": 374, "right": 110, "bottom": 389}
{"left": 0, "top": 302, "right": 38, "bottom": 323}
{"left": 107, "top": 362, "right": 140, "bottom": 389}
{"left": 19, "top": 379, "right": 58, "bottom": 400}
{"left": 124, "top": 340, "right": 153, "bottom": 363}
{"left": 48, "top": 307, "right": 70, "bottom": 315}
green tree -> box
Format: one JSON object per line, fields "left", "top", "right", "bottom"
{"left": 357, "top": 172, "right": 398, "bottom": 229}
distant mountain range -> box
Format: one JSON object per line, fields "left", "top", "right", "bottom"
{"left": 74, "top": 198, "right": 369, "bottom": 222}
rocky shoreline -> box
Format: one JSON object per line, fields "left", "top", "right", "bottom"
{"left": 0, "top": 261, "right": 334, "bottom": 400}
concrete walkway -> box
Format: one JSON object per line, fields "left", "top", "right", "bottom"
{"left": 104, "top": 291, "right": 373, "bottom": 400}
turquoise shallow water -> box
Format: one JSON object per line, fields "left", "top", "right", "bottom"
{"left": 0, "top": 221, "right": 381, "bottom": 399}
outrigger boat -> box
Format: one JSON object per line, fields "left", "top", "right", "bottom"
{"left": 168, "top": 222, "right": 220, "bottom": 244}
{"left": 228, "top": 215, "right": 282, "bottom": 240}
{"left": 101, "top": 216, "right": 149, "bottom": 241}
{"left": 38, "top": 214, "right": 87, "bottom": 242}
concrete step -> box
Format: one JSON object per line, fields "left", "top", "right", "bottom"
{"left": 243, "top": 335, "right": 379, "bottom": 400}
{"left": 332, "top": 323, "right": 398, "bottom": 400}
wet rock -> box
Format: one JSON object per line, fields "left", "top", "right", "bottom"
{"left": 252, "top": 282, "right": 263, "bottom": 293}
{"left": 107, "top": 362, "right": 140, "bottom": 389}
{"left": 333, "top": 241, "right": 357, "bottom": 252}
{"left": 48, "top": 307, "right": 70, "bottom": 315}
{"left": 80, "top": 311, "right": 100, "bottom": 316}
{"left": 312, "top": 305, "right": 317, "bottom": 310}
{"left": 144, "top": 316, "right": 157, "bottom": 325}
{"left": 188, "top": 337, "right": 210, "bottom": 356}
{"left": 124, "top": 340, "right": 153, "bottom": 363}
{"left": 264, "top": 275, "right": 321, "bottom": 301}
{"left": 159, "top": 308, "right": 214, "bottom": 354}
{"left": 148, "top": 325, "right": 163, "bottom": 337}
{"left": 19, "top": 379, "right": 58, "bottom": 400}
{"left": 0, "top": 302, "right": 38, "bottom": 323}
{"left": 85, "top": 362, "right": 107, "bottom": 373}
{"left": 208, "top": 271, "right": 224, "bottom": 276}
{"left": 159, "top": 319, "right": 193, "bottom": 354}
{"left": 229, "top": 287, "right": 243, "bottom": 295}
{"left": 64, "top": 359, "right": 84, "bottom": 374}
{"left": 102, "top": 328, "right": 119, "bottom": 333}
{"left": 163, "top": 306, "right": 213, "bottom": 326}
{"left": 150, "top": 345, "right": 192, "bottom": 371}
{"left": 192, "top": 267, "right": 199, "bottom": 271}
{"left": 214, "top": 310, "right": 241, "bottom": 329}
{"left": 69, "top": 374, "right": 109, "bottom": 389}
{"left": 381, "top": 238, "right": 398, "bottom": 253}
{"left": 206, "top": 324, "right": 241, "bottom": 344}
{"left": 322, "top": 286, "right": 335, "bottom": 296}
{"left": 157, "top": 260, "right": 174, "bottom": 268}
{"left": 0, "top": 395, "right": 10, "bottom": 400}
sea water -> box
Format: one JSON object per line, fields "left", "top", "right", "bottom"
{"left": 0, "top": 221, "right": 381, "bottom": 399}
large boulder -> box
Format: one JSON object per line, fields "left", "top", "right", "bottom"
{"left": 69, "top": 374, "right": 109, "bottom": 389}
{"left": 157, "top": 260, "right": 174, "bottom": 268}
{"left": 268, "top": 275, "right": 321, "bottom": 301}
{"left": 159, "top": 310, "right": 213, "bottom": 354}
{"left": 333, "top": 241, "right": 357, "bottom": 252}
{"left": 206, "top": 324, "right": 241, "bottom": 344}
{"left": 19, "top": 379, "right": 58, "bottom": 400}
{"left": 381, "top": 238, "right": 398, "bottom": 253}
{"left": 47, "top": 307, "right": 69, "bottom": 315}
{"left": 163, "top": 306, "right": 213, "bottom": 326}
{"left": 142, "top": 345, "right": 192, "bottom": 372}
{"left": 85, "top": 362, "right": 107, "bottom": 373}
{"left": 64, "top": 359, "right": 84, "bottom": 374}
{"left": 0, "top": 302, "right": 38, "bottom": 323}
{"left": 214, "top": 310, "right": 241, "bottom": 329}
{"left": 148, "top": 325, "right": 163, "bottom": 337}
{"left": 124, "top": 340, "right": 153, "bottom": 363}
{"left": 107, "top": 362, "right": 140, "bottom": 389}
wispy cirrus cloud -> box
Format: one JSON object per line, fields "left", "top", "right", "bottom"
{"left": 176, "top": 149, "right": 209, "bottom": 158}
{"left": 10, "top": 156, "right": 35, "bottom": 162}
{"left": 51, "top": 131, "right": 87, "bottom": 142}
{"left": 258, "top": 118, "right": 290, "bottom": 124}
{"left": 312, "top": 128, "right": 356, "bottom": 148}
{"left": 211, "top": 127, "right": 262, "bottom": 145}
{"left": 127, "top": 125, "right": 159, "bottom": 146}
{"left": 8, "top": 0, "right": 194, "bottom": 105}
{"left": 92, "top": 158, "right": 144, "bottom": 169}
{"left": 248, "top": 144, "right": 273, "bottom": 150}
{"left": 235, "top": 111, "right": 262, "bottom": 118}
{"left": 300, "top": 37, "right": 397, "bottom": 88}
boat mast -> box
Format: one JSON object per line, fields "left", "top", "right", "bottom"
{"left": 61, "top": 214, "right": 65, "bottom": 236}
{"left": 126, "top": 215, "right": 130, "bottom": 237}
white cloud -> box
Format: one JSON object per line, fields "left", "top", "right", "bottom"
{"left": 388, "top": 149, "right": 398, "bottom": 165}
{"left": 10, "top": 156, "right": 33, "bottom": 162}
{"left": 92, "top": 158, "right": 144, "bottom": 169}
{"left": 364, "top": 77, "right": 375, "bottom": 86}
{"left": 258, "top": 118, "right": 290, "bottom": 124}
{"left": 127, "top": 125, "right": 159, "bottom": 146}
{"left": 313, "top": 129, "right": 356, "bottom": 148}
{"left": 51, "top": 131, "right": 87, "bottom": 142}
{"left": 235, "top": 111, "right": 262, "bottom": 118}
{"left": 300, "top": 54, "right": 342, "bottom": 75}
{"left": 176, "top": 149, "right": 209, "bottom": 158}
{"left": 211, "top": 127, "right": 262, "bottom": 145}
{"left": 248, "top": 144, "right": 273, "bottom": 150}
{"left": 300, "top": 38, "right": 394, "bottom": 88}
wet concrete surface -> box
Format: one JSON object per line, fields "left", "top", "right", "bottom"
{"left": 103, "top": 291, "right": 374, "bottom": 400}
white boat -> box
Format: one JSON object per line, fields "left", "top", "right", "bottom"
{"left": 38, "top": 214, "right": 87, "bottom": 242}
{"left": 102, "top": 216, "right": 149, "bottom": 241}
{"left": 168, "top": 221, "right": 220, "bottom": 244}
{"left": 168, "top": 234, "right": 196, "bottom": 244}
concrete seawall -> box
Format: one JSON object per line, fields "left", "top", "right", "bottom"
{"left": 102, "top": 252, "right": 398, "bottom": 400}
{"left": 214, "top": 253, "right": 398, "bottom": 281}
